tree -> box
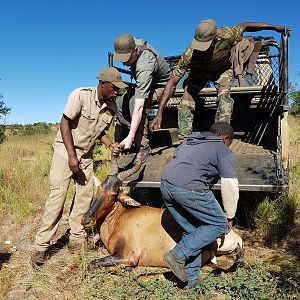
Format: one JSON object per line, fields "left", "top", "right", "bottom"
{"left": 290, "top": 73, "right": 300, "bottom": 116}
{"left": 0, "top": 95, "right": 11, "bottom": 144}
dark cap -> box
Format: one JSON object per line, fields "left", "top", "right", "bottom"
{"left": 191, "top": 19, "right": 217, "bottom": 51}
{"left": 113, "top": 33, "right": 136, "bottom": 62}
{"left": 96, "top": 67, "right": 128, "bottom": 89}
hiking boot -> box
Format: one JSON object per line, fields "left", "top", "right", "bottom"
{"left": 31, "top": 250, "right": 46, "bottom": 267}
{"left": 163, "top": 250, "right": 188, "bottom": 282}
{"left": 136, "top": 146, "right": 151, "bottom": 164}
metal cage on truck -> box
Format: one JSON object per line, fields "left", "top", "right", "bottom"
{"left": 109, "top": 30, "right": 290, "bottom": 193}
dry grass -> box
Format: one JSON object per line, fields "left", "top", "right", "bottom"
{"left": 0, "top": 118, "right": 300, "bottom": 299}
{"left": 0, "top": 133, "right": 53, "bottom": 220}
{"left": 288, "top": 116, "right": 300, "bottom": 200}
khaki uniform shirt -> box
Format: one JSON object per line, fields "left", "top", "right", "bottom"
{"left": 53, "top": 86, "right": 117, "bottom": 167}
{"left": 131, "top": 38, "right": 171, "bottom": 99}
{"left": 173, "top": 25, "right": 243, "bottom": 79}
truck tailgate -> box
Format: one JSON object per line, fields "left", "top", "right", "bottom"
{"left": 118, "top": 140, "right": 286, "bottom": 192}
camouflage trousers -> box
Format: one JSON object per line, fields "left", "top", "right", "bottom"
{"left": 178, "top": 69, "right": 234, "bottom": 140}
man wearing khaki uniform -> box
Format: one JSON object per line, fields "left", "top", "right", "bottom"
{"left": 31, "top": 67, "right": 127, "bottom": 266}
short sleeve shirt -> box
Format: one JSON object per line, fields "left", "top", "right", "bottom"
{"left": 132, "top": 38, "right": 171, "bottom": 99}
{"left": 53, "top": 86, "right": 117, "bottom": 165}
{"left": 173, "top": 25, "right": 243, "bottom": 79}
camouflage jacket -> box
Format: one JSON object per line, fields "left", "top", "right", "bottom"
{"left": 173, "top": 25, "right": 243, "bottom": 78}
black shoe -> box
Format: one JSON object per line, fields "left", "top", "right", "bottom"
{"left": 163, "top": 250, "right": 188, "bottom": 282}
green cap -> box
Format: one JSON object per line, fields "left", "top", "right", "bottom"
{"left": 191, "top": 19, "right": 217, "bottom": 51}
{"left": 113, "top": 33, "right": 136, "bottom": 62}
{"left": 96, "top": 67, "right": 128, "bottom": 89}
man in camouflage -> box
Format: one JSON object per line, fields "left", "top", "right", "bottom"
{"left": 149, "top": 20, "right": 285, "bottom": 140}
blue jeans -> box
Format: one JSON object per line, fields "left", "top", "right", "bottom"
{"left": 160, "top": 179, "right": 227, "bottom": 282}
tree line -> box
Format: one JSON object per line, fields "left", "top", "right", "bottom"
{"left": 0, "top": 75, "right": 300, "bottom": 144}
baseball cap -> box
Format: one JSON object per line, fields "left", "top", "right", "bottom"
{"left": 113, "top": 33, "right": 136, "bottom": 62}
{"left": 191, "top": 19, "right": 217, "bottom": 51}
{"left": 96, "top": 67, "right": 128, "bottom": 89}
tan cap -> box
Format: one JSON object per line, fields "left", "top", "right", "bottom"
{"left": 113, "top": 33, "right": 136, "bottom": 62}
{"left": 96, "top": 67, "right": 128, "bottom": 89}
{"left": 191, "top": 19, "right": 217, "bottom": 51}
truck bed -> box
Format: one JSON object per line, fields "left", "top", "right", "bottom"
{"left": 118, "top": 138, "right": 286, "bottom": 192}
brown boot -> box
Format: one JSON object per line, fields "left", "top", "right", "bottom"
{"left": 31, "top": 250, "right": 46, "bottom": 267}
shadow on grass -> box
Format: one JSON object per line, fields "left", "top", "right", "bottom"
{"left": 266, "top": 252, "right": 300, "bottom": 285}
{"left": 284, "top": 224, "right": 300, "bottom": 259}
{"left": 45, "top": 230, "right": 70, "bottom": 258}
{"left": 210, "top": 260, "right": 244, "bottom": 275}
{"left": 0, "top": 252, "right": 12, "bottom": 270}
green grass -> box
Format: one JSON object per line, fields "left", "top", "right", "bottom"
{"left": 82, "top": 259, "right": 296, "bottom": 300}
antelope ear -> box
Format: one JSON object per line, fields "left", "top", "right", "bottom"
{"left": 118, "top": 194, "right": 141, "bottom": 207}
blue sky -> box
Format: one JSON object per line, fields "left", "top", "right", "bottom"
{"left": 1, "top": 0, "right": 299, "bottom": 124}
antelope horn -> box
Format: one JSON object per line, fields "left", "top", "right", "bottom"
{"left": 103, "top": 153, "right": 142, "bottom": 191}
{"left": 117, "top": 157, "right": 142, "bottom": 182}
{"left": 99, "top": 154, "right": 122, "bottom": 193}
{"left": 109, "top": 154, "right": 119, "bottom": 176}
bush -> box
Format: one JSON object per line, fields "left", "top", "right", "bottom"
{"left": 0, "top": 125, "right": 5, "bottom": 144}
{"left": 0, "top": 98, "right": 11, "bottom": 144}
{"left": 6, "top": 122, "right": 56, "bottom": 135}
{"left": 255, "top": 195, "right": 298, "bottom": 246}
{"left": 290, "top": 73, "right": 300, "bottom": 115}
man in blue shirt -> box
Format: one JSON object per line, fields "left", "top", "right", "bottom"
{"left": 161, "top": 122, "right": 239, "bottom": 289}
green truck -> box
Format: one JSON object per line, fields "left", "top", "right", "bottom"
{"left": 109, "top": 30, "right": 290, "bottom": 194}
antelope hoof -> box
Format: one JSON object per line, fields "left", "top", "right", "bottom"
{"left": 88, "top": 259, "right": 103, "bottom": 271}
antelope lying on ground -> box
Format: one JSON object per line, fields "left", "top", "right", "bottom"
{"left": 82, "top": 156, "right": 243, "bottom": 270}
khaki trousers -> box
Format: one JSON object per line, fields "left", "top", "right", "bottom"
{"left": 35, "top": 151, "right": 94, "bottom": 251}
